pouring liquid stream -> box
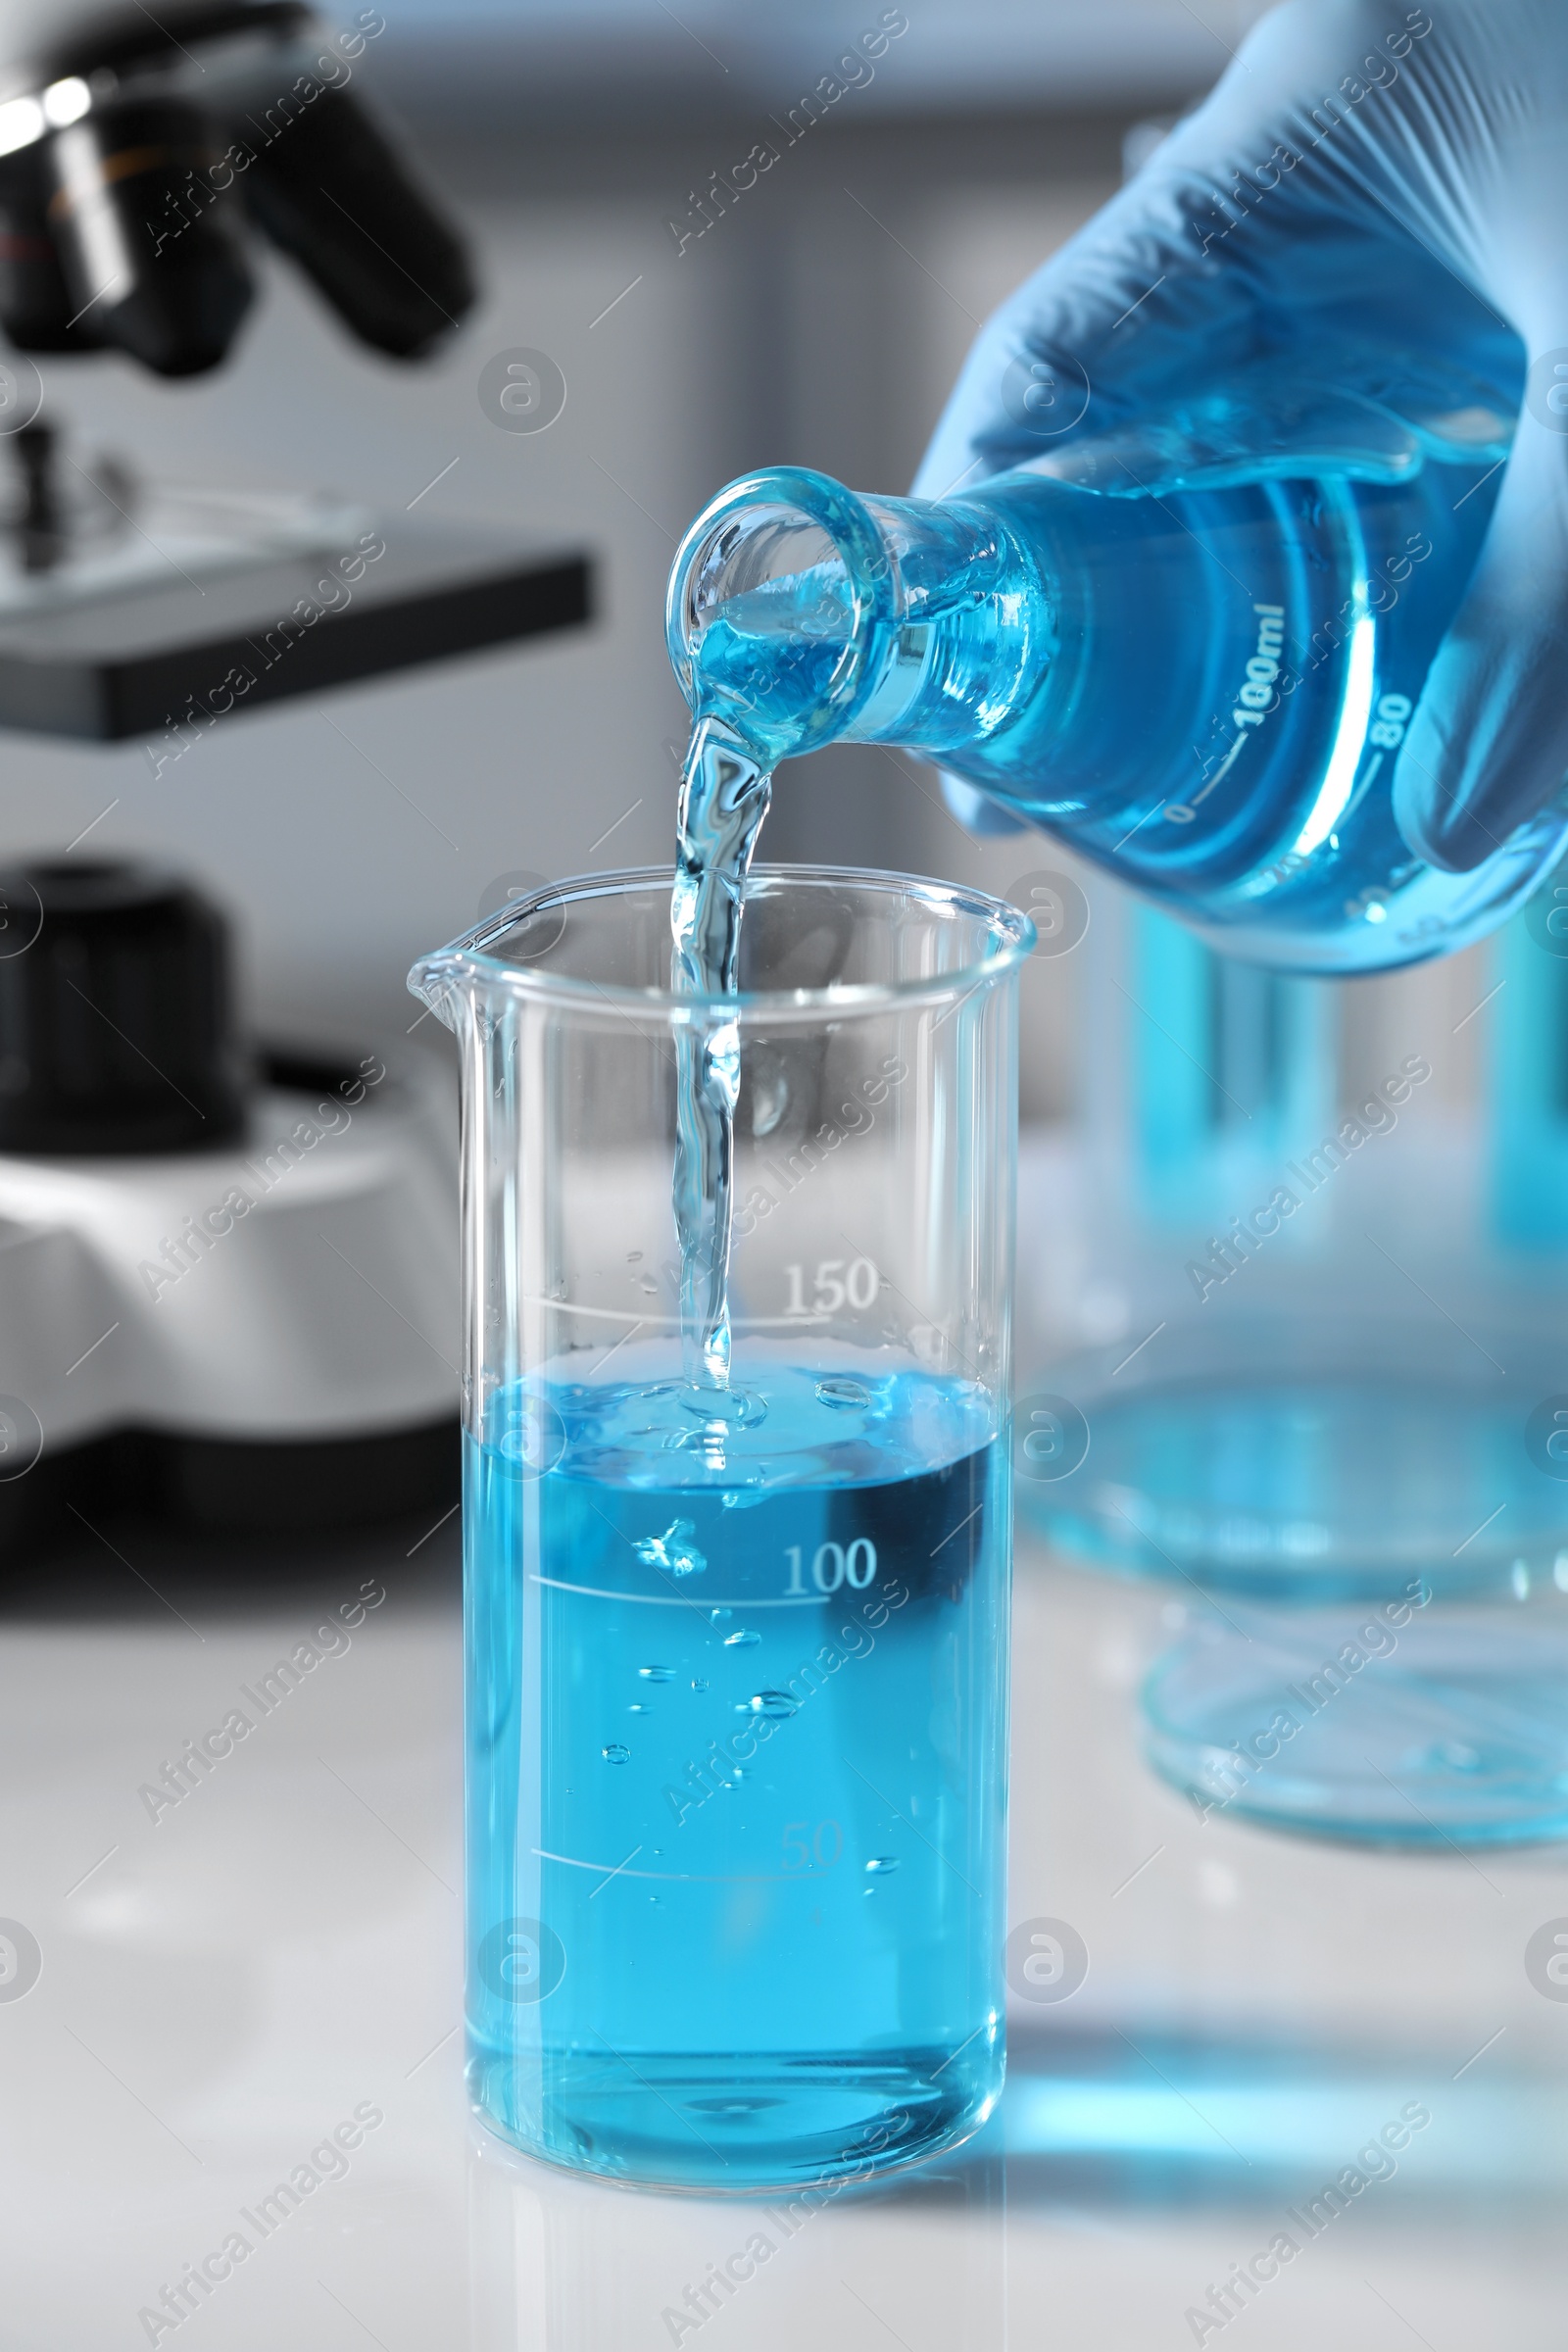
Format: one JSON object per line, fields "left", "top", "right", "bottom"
{"left": 670, "top": 711, "right": 772, "bottom": 1391}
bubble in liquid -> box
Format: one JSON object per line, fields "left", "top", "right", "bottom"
{"left": 739, "top": 1690, "right": 797, "bottom": 1719}
{"left": 723, "top": 1628, "right": 761, "bottom": 1647}
{"left": 864, "top": 1856, "right": 900, "bottom": 1874}
{"left": 687, "top": 2094, "right": 785, "bottom": 2117}
{"left": 638, "top": 1666, "right": 676, "bottom": 1683}
{"left": 691, "top": 1678, "right": 710, "bottom": 1692}
{"left": 628, "top": 1704, "right": 649, "bottom": 1714}
{"left": 627, "top": 1250, "right": 643, "bottom": 1262}
{"left": 751, "top": 1065, "right": 789, "bottom": 1137}
{"left": 602, "top": 1743, "right": 630, "bottom": 1764}
{"left": 635, "top": 1519, "right": 708, "bottom": 1578}
{"left": 709, "top": 1608, "right": 733, "bottom": 1626}
{"left": 816, "top": 1376, "right": 871, "bottom": 1411}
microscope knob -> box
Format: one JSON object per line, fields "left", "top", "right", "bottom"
{"left": 0, "top": 858, "right": 248, "bottom": 1153}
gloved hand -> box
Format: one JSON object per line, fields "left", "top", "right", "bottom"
{"left": 914, "top": 0, "right": 1568, "bottom": 874}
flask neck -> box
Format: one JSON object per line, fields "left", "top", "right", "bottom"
{"left": 665, "top": 465, "right": 1051, "bottom": 770}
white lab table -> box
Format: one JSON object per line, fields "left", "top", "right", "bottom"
{"left": 2, "top": 1497, "right": 1565, "bottom": 2349}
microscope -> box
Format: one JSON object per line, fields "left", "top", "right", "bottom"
{"left": 0, "top": 0, "right": 472, "bottom": 373}
{"left": 0, "top": 2, "right": 588, "bottom": 1557}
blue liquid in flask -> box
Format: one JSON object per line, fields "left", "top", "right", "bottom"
{"left": 667, "top": 386, "right": 1568, "bottom": 972}
{"left": 466, "top": 1356, "right": 1007, "bottom": 2189}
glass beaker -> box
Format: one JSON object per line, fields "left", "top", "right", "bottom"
{"left": 409, "top": 865, "right": 1030, "bottom": 2193}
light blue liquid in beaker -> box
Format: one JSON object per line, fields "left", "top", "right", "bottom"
{"left": 466, "top": 1355, "right": 1006, "bottom": 2189}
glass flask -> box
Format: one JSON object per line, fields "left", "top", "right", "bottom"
{"left": 409, "top": 866, "right": 1030, "bottom": 2191}
{"left": 665, "top": 401, "right": 1568, "bottom": 973}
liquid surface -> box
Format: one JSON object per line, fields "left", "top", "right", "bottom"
{"left": 466, "top": 1358, "right": 1007, "bottom": 2187}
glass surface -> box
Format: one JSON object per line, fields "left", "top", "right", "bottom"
{"left": 1491, "top": 886, "right": 1568, "bottom": 1249}
{"left": 0, "top": 473, "right": 369, "bottom": 613}
{"left": 1144, "top": 1592, "right": 1568, "bottom": 1846}
{"left": 410, "top": 866, "right": 1029, "bottom": 2190}
{"left": 1021, "top": 1316, "right": 1568, "bottom": 1596}
{"left": 1015, "top": 1109, "right": 1568, "bottom": 1845}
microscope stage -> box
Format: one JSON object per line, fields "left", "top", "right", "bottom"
{"left": 0, "top": 514, "right": 592, "bottom": 739}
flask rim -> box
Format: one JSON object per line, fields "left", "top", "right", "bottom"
{"left": 408, "top": 862, "right": 1035, "bottom": 1024}
{"left": 664, "top": 465, "right": 898, "bottom": 756}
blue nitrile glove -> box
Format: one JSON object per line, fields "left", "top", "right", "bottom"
{"left": 913, "top": 0, "right": 1568, "bottom": 874}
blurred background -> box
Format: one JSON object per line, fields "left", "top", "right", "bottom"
{"left": 6, "top": 0, "right": 1509, "bottom": 1483}
{"left": 7, "top": 11, "right": 1568, "bottom": 2346}
{"left": 0, "top": 0, "right": 1491, "bottom": 1108}
{"left": 0, "top": 0, "right": 1279, "bottom": 1068}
